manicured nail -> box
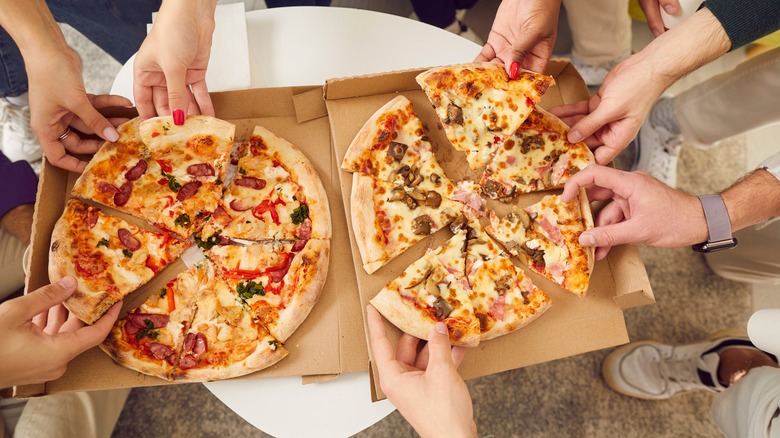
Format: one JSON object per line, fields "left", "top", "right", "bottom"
{"left": 568, "top": 130, "right": 582, "bottom": 142}
{"left": 435, "top": 322, "right": 448, "bottom": 335}
{"left": 509, "top": 62, "right": 520, "bottom": 80}
{"left": 58, "top": 276, "right": 77, "bottom": 288}
{"left": 663, "top": 4, "right": 675, "bottom": 13}
{"left": 173, "top": 109, "right": 185, "bottom": 126}
{"left": 103, "top": 127, "right": 119, "bottom": 142}
{"left": 579, "top": 233, "right": 596, "bottom": 246}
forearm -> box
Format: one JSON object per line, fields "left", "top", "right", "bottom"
{"left": 634, "top": 8, "right": 730, "bottom": 93}
{"left": 722, "top": 169, "right": 780, "bottom": 233}
{"left": 0, "top": 0, "right": 69, "bottom": 60}
{"left": 1, "top": 204, "right": 34, "bottom": 246}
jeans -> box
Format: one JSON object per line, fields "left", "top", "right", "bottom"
{"left": 410, "top": 0, "right": 478, "bottom": 29}
{"left": 265, "top": 0, "right": 331, "bottom": 6}
{"left": 0, "top": 0, "right": 162, "bottom": 97}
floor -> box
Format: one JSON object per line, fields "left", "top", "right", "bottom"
{"left": 56, "top": 0, "right": 777, "bottom": 436}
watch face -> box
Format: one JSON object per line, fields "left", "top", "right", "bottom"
{"left": 692, "top": 238, "right": 738, "bottom": 253}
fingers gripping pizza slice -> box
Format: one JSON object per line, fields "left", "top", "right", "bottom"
{"left": 370, "top": 231, "right": 481, "bottom": 347}
{"left": 485, "top": 190, "right": 594, "bottom": 296}
{"left": 214, "top": 126, "right": 331, "bottom": 242}
{"left": 480, "top": 107, "right": 594, "bottom": 200}
{"left": 416, "top": 62, "right": 554, "bottom": 170}
{"left": 50, "top": 199, "right": 191, "bottom": 324}
{"left": 341, "top": 95, "right": 433, "bottom": 182}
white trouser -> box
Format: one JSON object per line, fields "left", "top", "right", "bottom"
{"left": 712, "top": 366, "right": 780, "bottom": 438}
{"left": 0, "top": 229, "right": 25, "bottom": 301}
{"left": 562, "top": 0, "right": 632, "bottom": 65}
{"left": 706, "top": 220, "right": 780, "bottom": 284}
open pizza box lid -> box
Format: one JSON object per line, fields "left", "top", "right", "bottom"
{"left": 323, "top": 60, "right": 655, "bottom": 401}
{"left": 17, "top": 60, "right": 652, "bottom": 399}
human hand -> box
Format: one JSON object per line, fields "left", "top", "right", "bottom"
{"left": 550, "top": 53, "right": 672, "bottom": 165}
{"left": 475, "top": 0, "right": 561, "bottom": 75}
{"left": 25, "top": 47, "right": 131, "bottom": 173}
{"left": 133, "top": 0, "right": 217, "bottom": 124}
{"left": 0, "top": 277, "right": 121, "bottom": 388}
{"left": 366, "top": 305, "right": 476, "bottom": 438}
{"left": 562, "top": 164, "right": 707, "bottom": 260}
{"left": 639, "top": 0, "right": 680, "bottom": 37}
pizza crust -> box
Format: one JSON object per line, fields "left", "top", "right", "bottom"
{"left": 350, "top": 173, "right": 387, "bottom": 274}
{"left": 99, "top": 327, "right": 170, "bottom": 380}
{"left": 577, "top": 186, "right": 596, "bottom": 278}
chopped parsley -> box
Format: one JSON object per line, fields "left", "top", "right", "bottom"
{"left": 174, "top": 213, "right": 191, "bottom": 228}
{"left": 161, "top": 170, "right": 181, "bottom": 192}
{"left": 215, "top": 177, "right": 223, "bottom": 185}
{"left": 236, "top": 280, "right": 265, "bottom": 301}
{"left": 97, "top": 237, "right": 109, "bottom": 247}
{"left": 268, "top": 339, "right": 282, "bottom": 351}
{"left": 122, "top": 249, "right": 133, "bottom": 258}
{"left": 238, "top": 167, "right": 247, "bottom": 176}
{"left": 136, "top": 319, "right": 159, "bottom": 341}
{"left": 195, "top": 232, "right": 220, "bottom": 250}
{"left": 159, "top": 287, "right": 167, "bottom": 298}
{"left": 290, "top": 204, "right": 309, "bottom": 224}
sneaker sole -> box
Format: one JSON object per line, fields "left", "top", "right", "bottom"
{"left": 602, "top": 328, "right": 748, "bottom": 400}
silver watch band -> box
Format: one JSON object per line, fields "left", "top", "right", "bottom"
{"left": 693, "top": 194, "right": 737, "bottom": 252}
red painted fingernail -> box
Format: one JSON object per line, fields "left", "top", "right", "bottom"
{"left": 173, "top": 109, "right": 185, "bottom": 126}
{"left": 509, "top": 62, "right": 519, "bottom": 80}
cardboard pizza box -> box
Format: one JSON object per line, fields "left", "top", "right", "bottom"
{"left": 17, "top": 60, "right": 653, "bottom": 398}
{"left": 323, "top": 60, "right": 655, "bottom": 401}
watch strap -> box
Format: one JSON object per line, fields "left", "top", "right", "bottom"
{"left": 692, "top": 194, "right": 737, "bottom": 252}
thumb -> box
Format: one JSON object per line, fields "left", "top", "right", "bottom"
{"left": 163, "top": 62, "right": 190, "bottom": 125}
{"left": 579, "top": 222, "right": 636, "bottom": 250}
{"left": 12, "top": 277, "right": 78, "bottom": 322}
{"left": 72, "top": 98, "right": 120, "bottom": 142}
{"left": 567, "top": 97, "right": 611, "bottom": 144}
{"left": 426, "top": 322, "right": 455, "bottom": 373}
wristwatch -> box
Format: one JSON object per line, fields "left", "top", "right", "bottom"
{"left": 692, "top": 194, "right": 738, "bottom": 253}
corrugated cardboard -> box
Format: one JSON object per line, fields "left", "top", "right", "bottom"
{"left": 324, "top": 61, "right": 654, "bottom": 400}
{"left": 17, "top": 61, "right": 652, "bottom": 399}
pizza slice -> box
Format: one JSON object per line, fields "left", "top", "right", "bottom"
{"left": 485, "top": 190, "right": 594, "bottom": 296}
{"left": 170, "top": 263, "right": 288, "bottom": 381}
{"left": 71, "top": 118, "right": 227, "bottom": 238}
{"left": 50, "top": 199, "right": 190, "bottom": 324}
{"left": 370, "top": 230, "right": 481, "bottom": 347}
{"left": 416, "top": 62, "right": 554, "bottom": 169}
{"left": 341, "top": 95, "right": 432, "bottom": 182}
{"left": 207, "top": 239, "right": 330, "bottom": 342}
{"left": 350, "top": 153, "right": 463, "bottom": 274}
{"left": 213, "top": 126, "right": 331, "bottom": 242}
{"left": 101, "top": 265, "right": 203, "bottom": 379}
{"left": 451, "top": 217, "right": 551, "bottom": 340}
{"left": 480, "top": 107, "right": 595, "bottom": 200}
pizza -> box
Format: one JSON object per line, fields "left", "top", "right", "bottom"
{"left": 50, "top": 199, "right": 190, "bottom": 324}
{"left": 416, "top": 62, "right": 554, "bottom": 169}
{"left": 370, "top": 219, "right": 552, "bottom": 346}
{"left": 71, "top": 116, "right": 235, "bottom": 238}
{"left": 203, "top": 126, "right": 331, "bottom": 242}
{"left": 480, "top": 107, "right": 595, "bottom": 200}
{"left": 486, "top": 190, "right": 594, "bottom": 296}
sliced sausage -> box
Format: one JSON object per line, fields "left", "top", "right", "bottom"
{"left": 234, "top": 177, "right": 266, "bottom": 190}
{"left": 186, "top": 163, "right": 215, "bottom": 177}
{"left": 176, "top": 181, "right": 202, "bottom": 202}
{"left": 148, "top": 343, "right": 174, "bottom": 361}
{"left": 178, "top": 354, "right": 199, "bottom": 370}
{"left": 229, "top": 198, "right": 253, "bottom": 212}
{"left": 114, "top": 181, "right": 133, "bottom": 206}
{"left": 118, "top": 228, "right": 141, "bottom": 251}
{"left": 127, "top": 312, "right": 170, "bottom": 329}
{"left": 125, "top": 160, "right": 148, "bottom": 181}
{"left": 98, "top": 181, "right": 119, "bottom": 194}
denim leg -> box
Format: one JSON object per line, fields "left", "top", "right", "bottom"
{"left": 0, "top": 26, "right": 28, "bottom": 97}
{"left": 265, "top": 0, "right": 332, "bottom": 7}
{"left": 410, "top": 0, "right": 456, "bottom": 29}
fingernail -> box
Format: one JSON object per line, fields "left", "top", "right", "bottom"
{"left": 509, "top": 62, "right": 520, "bottom": 80}
{"left": 103, "top": 127, "right": 119, "bottom": 142}
{"left": 435, "top": 322, "right": 448, "bottom": 335}
{"left": 173, "top": 109, "right": 185, "bottom": 126}
{"left": 652, "top": 28, "right": 662, "bottom": 38}
{"left": 569, "top": 130, "right": 582, "bottom": 142}
{"left": 663, "top": 4, "right": 675, "bottom": 13}
{"left": 58, "top": 276, "right": 77, "bottom": 288}
{"left": 580, "top": 233, "right": 596, "bottom": 246}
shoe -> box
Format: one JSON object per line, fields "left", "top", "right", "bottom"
{"left": 0, "top": 98, "right": 42, "bottom": 163}
{"left": 633, "top": 116, "right": 683, "bottom": 187}
{"left": 602, "top": 329, "right": 754, "bottom": 400}
{"left": 566, "top": 49, "right": 630, "bottom": 86}
{"left": 443, "top": 19, "right": 483, "bottom": 45}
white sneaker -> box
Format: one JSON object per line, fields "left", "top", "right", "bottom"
{"left": 443, "top": 19, "right": 483, "bottom": 45}
{"left": 602, "top": 329, "right": 755, "bottom": 400}
{"left": 566, "top": 49, "right": 631, "bottom": 86}
{"left": 0, "top": 98, "right": 42, "bottom": 163}
{"left": 633, "top": 117, "right": 683, "bottom": 187}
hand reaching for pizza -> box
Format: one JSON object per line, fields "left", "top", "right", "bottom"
{"left": 366, "top": 305, "right": 477, "bottom": 438}
{"left": 639, "top": 0, "right": 681, "bottom": 37}
{"left": 25, "top": 47, "right": 131, "bottom": 173}
{"left": 475, "top": 0, "right": 561, "bottom": 75}
{"left": 561, "top": 165, "right": 707, "bottom": 260}
{"left": 0, "top": 277, "right": 121, "bottom": 388}
{"left": 133, "top": 0, "right": 217, "bottom": 124}
{"left": 549, "top": 53, "right": 672, "bottom": 165}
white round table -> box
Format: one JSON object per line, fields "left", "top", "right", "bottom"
{"left": 112, "top": 6, "right": 480, "bottom": 437}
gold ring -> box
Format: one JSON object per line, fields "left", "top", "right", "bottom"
{"left": 58, "top": 128, "right": 72, "bottom": 141}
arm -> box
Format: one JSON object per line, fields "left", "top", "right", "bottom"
{"left": 474, "top": 0, "right": 561, "bottom": 75}
{"left": 0, "top": 0, "right": 131, "bottom": 173}
{"left": 366, "top": 305, "right": 477, "bottom": 438}
{"left": 133, "top": 0, "right": 217, "bottom": 124}
{"left": 551, "top": 7, "right": 730, "bottom": 164}
{"left": 0, "top": 277, "right": 121, "bottom": 388}
{"left": 561, "top": 162, "right": 780, "bottom": 259}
